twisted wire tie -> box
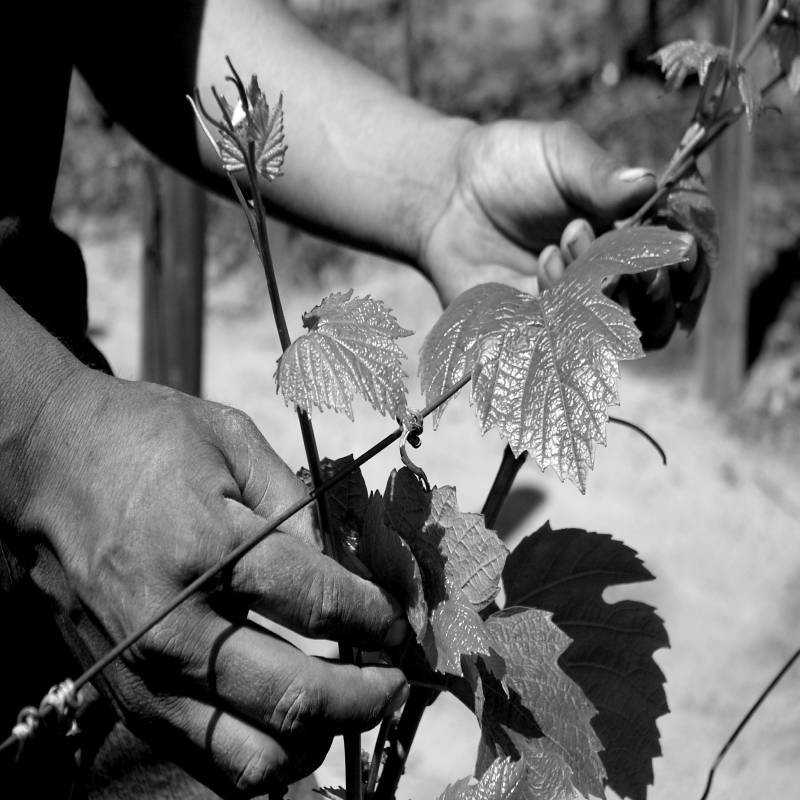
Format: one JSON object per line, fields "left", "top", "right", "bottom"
{"left": 398, "top": 410, "right": 429, "bottom": 491}
{"left": 10, "top": 679, "right": 81, "bottom": 744}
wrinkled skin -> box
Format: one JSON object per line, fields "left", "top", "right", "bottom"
{"left": 4, "top": 121, "right": 707, "bottom": 799}
{"left": 15, "top": 367, "right": 408, "bottom": 796}
{"left": 422, "top": 120, "right": 707, "bottom": 348}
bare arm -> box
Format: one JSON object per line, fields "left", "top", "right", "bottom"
{"left": 75, "top": 0, "right": 467, "bottom": 266}
{"left": 75, "top": 0, "right": 700, "bottom": 332}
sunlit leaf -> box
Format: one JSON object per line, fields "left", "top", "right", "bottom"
{"left": 564, "top": 228, "right": 694, "bottom": 287}
{"left": 437, "top": 757, "right": 525, "bottom": 800}
{"left": 767, "top": 2, "right": 800, "bottom": 94}
{"left": 383, "top": 469, "right": 507, "bottom": 613}
{"left": 218, "top": 76, "right": 287, "bottom": 181}
{"left": 469, "top": 608, "right": 605, "bottom": 800}
{"left": 276, "top": 290, "right": 412, "bottom": 420}
{"left": 651, "top": 39, "right": 730, "bottom": 88}
{"left": 377, "top": 468, "right": 506, "bottom": 677}
{"left": 419, "top": 283, "right": 525, "bottom": 427}
{"left": 503, "top": 523, "right": 669, "bottom": 800}
{"left": 419, "top": 228, "right": 692, "bottom": 492}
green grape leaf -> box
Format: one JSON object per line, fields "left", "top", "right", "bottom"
{"left": 380, "top": 468, "right": 506, "bottom": 677}
{"left": 503, "top": 523, "right": 669, "bottom": 800}
{"left": 651, "top": 39, "right": 763, "bottom": 127}
{"left": 469, "top": 608, "right": 605, "bottom": 800}
{"left": 767, "top": 2, "right": 800, "bottom": 94}
{"left": 650, "top": 39, "right": 730, "bottom": 88}
{"left": 276, "top": 290, "right": 412, "bottom": 420}
{"left": 358, "top": 492, "right": 429, "bottom": 640}
{"left": 319, "top": 454, "right": 370, "bottom": 552}
{"left": 437, "top": 757, "right": 526, "bottom": 800}
{"left": 297, "top": 455, "right": 372, "bottom": 578}
{"left": 472, "top": 280, "right": 642, "bottom": 492}
{"left": 420, "top": 283, "right": 526, "bottom": 428}
{"left": 563, "top": 228, "right": 694, "bottom": 287}
{"left": 383, "top": 469, "right": 507, "bottom": 613}
{"left": 419, "top": 228, "right": 692, "bottom": 492}
{"left": 218, "top": 76, "right": 287, "bottom": 181}
{"left": 658, "top": 168, "right": 718, "bottom": 331}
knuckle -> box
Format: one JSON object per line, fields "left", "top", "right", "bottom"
{"left": 234, "top": 744, "right": 281, "bottom": 796}
{"left": 270, "top": 675, "right": 322, "bottom": 737}
{"left": 221, "top": 406, "right": 259, "bottom": 440}
{"left": 132, "top": 611, "right": 203, "bottom": 672}
{"left": 303, "top": 569, "right": 347, "bottom": 638}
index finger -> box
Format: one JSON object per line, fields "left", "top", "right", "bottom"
{"left": 227, "top": 503, "right": 408, "bottom": 650}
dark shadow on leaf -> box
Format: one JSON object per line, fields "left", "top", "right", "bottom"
{"left": 473, "top": 658, "right": 544, "bottom": 766}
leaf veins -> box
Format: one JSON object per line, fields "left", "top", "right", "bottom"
{"left": 469, "top": 608, "right": 606, "bottom": 800}
{"left": 502, "top": 523, "right": 669, "bottom": 800}
{"left": 436, "top": 757, "right": 526, "bottom": 800}
{"left": 419, "top": 228, "right": 692, "bottom": 492}
{"left": 218, "top": 75, "right": 287, "bottom": 181}
{"left": 359, "top": 468, "right": 506, "bottom": 678}
{"left": 276, "top": 290, "right": 412, "bottom": 420}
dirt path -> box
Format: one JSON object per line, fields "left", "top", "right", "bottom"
{"left": 80, "top": 223, "right": 800, "bottom": 800}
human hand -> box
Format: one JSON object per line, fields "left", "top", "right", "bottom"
{"left": 16, "top": 369, "right": 408, "bottom": 796}
{"left": 421, "top": 119, "right": 705, "bottom": 347}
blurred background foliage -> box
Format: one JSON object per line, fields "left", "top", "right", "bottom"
{"left": 53, "top": 0, "right": 800, "bottom": 428}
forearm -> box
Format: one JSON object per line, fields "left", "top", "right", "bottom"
{"left": 0, "top": 288, "right": 86, "bottom": 528}
{"left": 76, "top": 0, "right": 471, "bottom": 267}
{"left": 194, "top": 0, "right": 472, "bottom": 265}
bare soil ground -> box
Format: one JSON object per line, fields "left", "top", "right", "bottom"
{"left": 72, "top": 216, "right": 800, "bottom": 800}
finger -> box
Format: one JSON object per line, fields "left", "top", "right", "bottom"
{"left": 181, "top": 613, "right": 409, "bottom": 741}
{"left": 546, "top": 123, "right": 656, "bottom": 222}
{"left": 560, "top": 218, "right": 595, "bottom": 264}
{"left": 228, "top": 505, "right": 408, "bottom": 648}
{"left": 125, "top": 689, "right": 319, "bottom": 797}
{"left": 215, "top": 406, "right": 319, "bottom": 548}
{"left": 537, "top": 245, "right": 565, "bottom": 290}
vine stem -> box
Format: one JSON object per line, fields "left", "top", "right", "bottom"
{"left": 698, "top": 646, "right": 800, "bottom": 800}
{"left": 0, "top": 374, "right": 472, "bottom": 760}
{"left": 228, "top": 80, "right": 359, "bottom": 796}
{"left": 373, "top": 687, "right": 437, "bottom": 800}
{"left": 737, "top": 0, "right": 783, "bottom": 66}
{"left": 480, "top": 416, "right": 666, "bottom": 537}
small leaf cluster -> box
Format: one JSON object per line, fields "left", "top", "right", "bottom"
{"left": 651, "top": 39, "right": 763, "bottom": 128}
{"left": 322, "top": 463, "right": 668, "bottom": 800}
{"left": 278, "top": 229, "right": 693, "bottom": 493}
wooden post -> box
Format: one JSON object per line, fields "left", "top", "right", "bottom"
{"left": 697, "top": 0, "right": 757, "bottom": 404}
{"left": 140, "top": 162, "right": 207, "bottom": 396}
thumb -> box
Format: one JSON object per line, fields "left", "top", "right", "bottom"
{"left": 548, "top": 123, "right": 656, "bottom": 223}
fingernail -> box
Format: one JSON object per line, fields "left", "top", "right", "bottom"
{"left": 386, "top": 682, "right": 410, "bottom": 716}
{"left": 384, "top": 617, "right": 408, "bottom": 648}
{"left": 540, "top": 245, "right": 563, "bottom": 285}
{"left": 563, "top": 221, "right": 593, "bottom": 261}
{"left": 617, "top": 167, "right": 656, "bottom": 183}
